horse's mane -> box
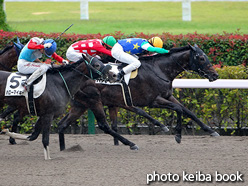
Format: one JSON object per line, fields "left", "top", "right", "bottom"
{"left": 169, "top": 45, "right": 190, "bottom": 54}
{"left": 47, "top": 59, "right": 84, "bottom": 74}
{"left": 139, "top": 45, "right": 190, "bottom": 61}
{"left": 0, "top": 45, "right": 14, "bottom": 55}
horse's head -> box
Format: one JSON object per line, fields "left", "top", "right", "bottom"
{"left": 189, "top": 44, "right": 218, "bottom": 82}
{"left": 82, "top": 53, "right": 115, "bottom": 82}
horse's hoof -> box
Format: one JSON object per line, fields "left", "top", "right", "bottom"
{"left": 27, "top": 136, "right": 35, "bottom": 141}
{"left": 9, "top": 137, "right": 17, "bottom": 145}
{"left": 130, "top": 145, "right": 139, "bottom": 150}
{"left": 210, "top": 132, "right": 220, "bottom": 137}
{"left": 175, "top": 135, "right": 181, "bottom": 143}
{"left": 161, "top": 126, "right": 169, "bottom": 133}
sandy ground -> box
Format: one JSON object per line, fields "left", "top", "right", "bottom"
{"left": 0, "top": 134, "right": 247, "bottom": 186}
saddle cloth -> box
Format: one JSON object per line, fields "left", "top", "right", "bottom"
{"left": 96, "top": 63, "right": 138, "bottom": 85}
{"left": 5, "top": 72, "right": 46, "bottom": 98}
{"left": 95, "top": 63, "right": 137, "bottom": 106}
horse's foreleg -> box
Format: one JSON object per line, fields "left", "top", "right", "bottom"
{"left": 91, "top": 103, "right": 138, "bottom": 150}
{"left": 125, "top": 106, "right": 169, "bottom": 132}
{"left": 0, "top": 106, "right": 16, "bottom": 120}
{"left": 168, "top": 96, "right": 220, "bottom": 137}
{"left": 58, "top": 106, "right": 87, "bottom": 151}
{"left": 108, "top": 106, "right": 119, "bottom": 145}
{"left": 0, "top": 106, "right": 19, "bottom": 144}
{"left": 152, "top": 96, "right": 183, "bottom": 143}
{"left": 28, "top": 117, "right": 42, "bottom": 141}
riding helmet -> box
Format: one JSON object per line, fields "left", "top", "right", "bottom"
{"left": 43, "top": 39, "right": 57, "bottom": 57}
{"left": 103, "top": 36, "right": 117, "bottom": 47}
{"left": 148, "top": 37, "right": 163, "bottom": 48}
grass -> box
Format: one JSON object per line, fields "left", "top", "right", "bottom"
{"left": 5, "top": 1, "right": 248, "bottom": 35}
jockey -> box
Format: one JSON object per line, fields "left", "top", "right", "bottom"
{"left": 105, "top": 36, "right": 170, "bottom": 81}
{"left": 66, "top": 36, "right": 116, "bottom": 62}
{"left": 17, "top": 37, "right": 68, "bottom": 92}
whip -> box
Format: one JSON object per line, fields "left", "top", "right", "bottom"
{"left": 54, "top": 24, "right": 74, "bottom": 42}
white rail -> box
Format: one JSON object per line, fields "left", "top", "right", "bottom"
{"left": 173, "top": 79, "right": 248, "bottom": 89}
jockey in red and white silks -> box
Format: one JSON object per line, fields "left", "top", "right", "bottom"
{"left": 66, "top": 39, "right": 112, "bottom": 62}
{"left": 17, "top": 37, "right": 68, "bottom": 91}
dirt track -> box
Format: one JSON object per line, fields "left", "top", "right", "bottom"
{"left": 0, "top": 134, "right": 247, "bottom": 186}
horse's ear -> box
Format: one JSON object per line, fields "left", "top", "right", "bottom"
{"left": 82, "top": 53, "right": 90, "bottom": 62}
{"left": 189, "top": 44, "right": 196, "bottom": 51}
{"left": 194, "top": 44, "right": 198, "bottom": 48}
{"left": 16, "top": 37, "right": 21, "bottom": 44}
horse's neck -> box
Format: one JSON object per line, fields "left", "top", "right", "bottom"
{"left": 159, "top": 50, "right": 190, "bottom": 80}
{"left": 0, "top": 47, "right": 17, "bottom": 71}
{"left": 48, "top": 63, "right": 88, "bottom": 96}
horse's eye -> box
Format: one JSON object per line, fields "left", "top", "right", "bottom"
{"left": 94, "top": 63, "right": 100, "bottom": 70}
{"left": 200, "top": 56, "right": 205, "bottom": 61}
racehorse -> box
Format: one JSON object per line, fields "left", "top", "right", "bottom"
{"left": 58, "top": 44, "right": 220, "bottom": 150}
{"left": 0, "top": 37, "right": 23, "bottom": 71}
{"left": 1, "top": 54, "right": 138, "bottom": 160}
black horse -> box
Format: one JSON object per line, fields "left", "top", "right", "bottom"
{"left": 1, "top": 55, "right": 138, "bottom": 160}
{"left": 58, "top": 44, "right": 219, "bottom": 150}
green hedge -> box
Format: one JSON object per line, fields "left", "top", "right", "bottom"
{"left": 0, "top": 31, "right": 248, "bottom": 135}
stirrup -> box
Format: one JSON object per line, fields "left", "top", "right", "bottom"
{"left": 116, "top": 70, "right": 125, "bottom": 82}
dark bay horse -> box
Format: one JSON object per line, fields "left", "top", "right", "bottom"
{"left": 58, "top": 44, "right": 220, "bottom": 150}
{"left": 1, "top": 55, "right": 138, "bottom": 159}
{"left": 0, "top": 38, "right": 23, "bottom": 71}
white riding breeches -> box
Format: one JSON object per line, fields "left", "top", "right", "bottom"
{"left": 17, "top": 59, "right": 51, "bottom": 85}
{"left": 66, "top": 46, "right": 83, "bottom": 62}
{"left": 111, "top": 43, "right": 141, "bottom": 74}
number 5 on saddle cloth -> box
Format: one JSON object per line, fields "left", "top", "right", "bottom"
{"left": 5, "top": 72, "right": 47, "bottom": 115}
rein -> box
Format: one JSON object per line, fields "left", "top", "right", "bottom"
{"left": 57, "top": 58, "right": 104, "bottom": 99}
{"left": 58, "top": 71, "right": 74, "bottom": 100}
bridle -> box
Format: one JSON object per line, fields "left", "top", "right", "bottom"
{"left": 172, "top": 46, "right": 212, "bottom": 79}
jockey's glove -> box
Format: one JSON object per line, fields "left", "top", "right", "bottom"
{"left": 44, "top": 43, "right": 52, "bottom": 48}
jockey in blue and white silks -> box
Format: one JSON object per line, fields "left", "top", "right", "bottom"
{"left": 17, "top": 37, "right": 68, "bottom": 91}
{"left": 104, "top": 37, "right": 170, "bottom": 81}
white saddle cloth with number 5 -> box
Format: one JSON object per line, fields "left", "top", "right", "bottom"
{"left": 5, "top": 72, "right": 46, "bottom": 98}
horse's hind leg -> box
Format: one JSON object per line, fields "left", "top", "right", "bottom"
{"left": 9, "top": 111, "right": 22, "bottom": 144}
{"left": 41, "top": 115, "right": 53, "bottom": 160}
{"left": 109, "top": 106, "right": 119, "bottom": 145}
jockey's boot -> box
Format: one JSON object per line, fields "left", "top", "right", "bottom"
{"left": 116, "top": 70, "right": 125, "bottom": 82}
{"left": 21, "top": 81, "right": 30, "bottom": 92}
